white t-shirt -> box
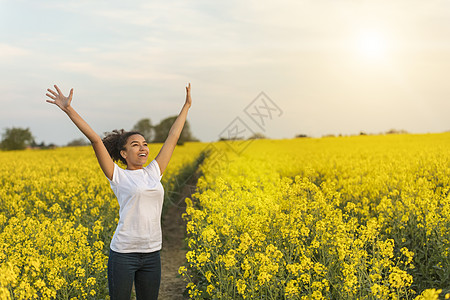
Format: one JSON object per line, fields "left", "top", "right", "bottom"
{"left": 107, "top": 159, "right": 164, "bottom": 253}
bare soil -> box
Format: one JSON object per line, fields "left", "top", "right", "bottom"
{"left": 158, "top": 179, "right": 197, "bottom": 300}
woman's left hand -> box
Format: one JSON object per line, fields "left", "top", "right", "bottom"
{"left": 185, "top": 83, "right": 192, "bottom": 108}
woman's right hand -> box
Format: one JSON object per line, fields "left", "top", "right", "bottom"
{"left": 46, "top": 85, "right": 73, "bottom": 113}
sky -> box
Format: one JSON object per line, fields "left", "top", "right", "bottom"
{"left": 1, "top": 0, "right": 449, "bottom": 146}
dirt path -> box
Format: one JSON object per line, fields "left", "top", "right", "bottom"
{"left": 159, "top": 179, "right": 197, "bottom": 300}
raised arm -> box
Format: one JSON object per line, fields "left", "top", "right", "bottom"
{"left": 155, "top": 83, "right": 192, "bottom": 174}
{"left": 46, "top": 85, "right": 114, "bottom": 180}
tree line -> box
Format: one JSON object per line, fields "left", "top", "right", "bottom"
{"left": 0, "top": 116, "right": 197, "bottom": 151}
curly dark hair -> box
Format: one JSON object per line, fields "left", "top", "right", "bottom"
{"left": 102, "top": 129, "right": 143, "bottom": 165}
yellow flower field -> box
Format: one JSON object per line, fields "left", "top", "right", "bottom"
{"left": 181, "top": 133, "right": 450, "bottom": 299}
{"left": 1, "top": 134, "right": 449, "bottom": 299}
{"left": 0, "top": 142, "right": 205, "bottom": 299}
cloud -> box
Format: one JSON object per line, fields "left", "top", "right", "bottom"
{"left": 0, "top": 43, "right": 29, "bottom": 60}
{"left": 58, "top": 61, "right": 181, "bottom": 81}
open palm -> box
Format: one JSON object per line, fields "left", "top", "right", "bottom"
{"left": 46, "top": 85, "right": 73, "bottom": 112}
{"left": 185, "top": 83, "right": 192, "bottom": 107}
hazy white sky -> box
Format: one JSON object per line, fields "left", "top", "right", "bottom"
{"left": 1, "top": 0, "right": 449, "bottom": 145}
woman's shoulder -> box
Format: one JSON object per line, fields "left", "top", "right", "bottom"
{"left": 108, "top": 162, "right": 127, "bottom": 184}
{"left": 144, "top": 159, "right": 162, "bottom": 180}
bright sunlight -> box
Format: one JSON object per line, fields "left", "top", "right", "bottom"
{"left": 356, "top": 29, "right": 389, "bottom": 61}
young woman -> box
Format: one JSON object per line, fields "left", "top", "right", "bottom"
{"left": 46, "top": 83, "right": 192, "bottom": 300}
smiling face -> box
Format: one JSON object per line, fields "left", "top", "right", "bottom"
{"left": 120, "top": 134, "right": 149, "bottom": 170}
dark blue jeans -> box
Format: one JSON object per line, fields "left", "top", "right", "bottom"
{"left": 108, "top": 249, "right": 161, "bottom": 300}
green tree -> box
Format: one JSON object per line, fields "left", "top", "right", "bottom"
{"left": 153, "top": 116, "right": 196, "bottom": 145}
{"left": 132, "top": 118, "right": 153, "bottom": 142}
{"left": 248, "top": 132, "right": 267, "bottom": 140}
{"left": 1, "top": 127, "right": 35, "bottom": 150}
{"left": 67, "top": 138, "right": 90, "bottom": 147}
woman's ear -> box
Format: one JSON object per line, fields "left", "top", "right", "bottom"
{"left": 120, "top": 150, "right": 127, "bottom": 160}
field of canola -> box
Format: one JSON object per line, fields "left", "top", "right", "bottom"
{"left": 1, "top": 134, "right": 449, "bottom": 300}
{"left": 181, "top": 133, "right": 450, "bottom": 299}
{"left": 0, "top": 142, "right": 206, "bottom": 299}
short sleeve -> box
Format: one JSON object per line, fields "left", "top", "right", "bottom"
{"left": 107, "top": 163, "right": 122, "bottom": 185}
{"left": 145, "top": 159, "right": 163, "bottom": 181}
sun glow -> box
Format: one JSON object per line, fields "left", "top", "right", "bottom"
{"left": 356, "top": 30, "right": 389, "bottom": 61}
